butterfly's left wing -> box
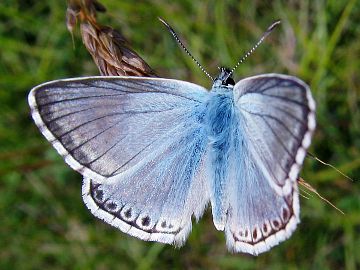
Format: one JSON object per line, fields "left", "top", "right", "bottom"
{"left": 29, "top": 76, "right": 211, "bottom": 245}
{"left": 224, "top": 74, "right": 315, "bottom": 255}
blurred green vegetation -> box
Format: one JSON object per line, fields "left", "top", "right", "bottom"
{"left": 1, "top": 0, "right": 359, "bottom": 269}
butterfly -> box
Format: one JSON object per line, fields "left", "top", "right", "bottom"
{"left": 28, "top": 21, "right": 316, "bottom": 255}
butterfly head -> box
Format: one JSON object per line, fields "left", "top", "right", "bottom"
{"left": 213, "top": 67, "right": 235, "bottom": 88}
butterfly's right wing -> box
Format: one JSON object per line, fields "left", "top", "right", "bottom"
{"left": 29, "top": 76, "right": 211, "bottom": 244}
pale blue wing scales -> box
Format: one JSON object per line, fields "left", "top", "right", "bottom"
{"left": 222, "top": 74, "right": 315, "bottom": 255}
{"left": 82, "top": 122, "right": 211, "bottom": 244}
{"left": 233, "top": 74, "right": 316, "bottom": 196}
{"left": 225, "top": 133, "right": 299, "bottom": 255}
{"left": 29, "top": 76, "right": 211, "bottom": 244}
{"left": 28, "top": 76, "right": 208, "bottom": 183}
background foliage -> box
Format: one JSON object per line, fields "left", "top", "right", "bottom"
{"left": 1, "top": 0, "right": 359, "bottom": 269}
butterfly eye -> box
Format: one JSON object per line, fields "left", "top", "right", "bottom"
{"left": 215, "top": 67, "right": 235, "bottom": 86}
{"left": 223, "top": 76, "right": 235, "bottom": 86}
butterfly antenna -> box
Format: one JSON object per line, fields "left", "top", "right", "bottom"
{"left": 229, "top": 20, "right": 281, "bottom": 77}
{"left": 159, "top": 17, "right": 214, "bottom": 81}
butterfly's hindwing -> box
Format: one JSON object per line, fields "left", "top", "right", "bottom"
{"left": 224, "top": 130, "right": 300, "bottom": 255}
{"left": 82, "top": 116, "right": 210, "bottom": 244}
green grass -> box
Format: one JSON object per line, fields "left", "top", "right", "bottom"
{"left": 1, "top": 0, "right": 359, "bottom": 269}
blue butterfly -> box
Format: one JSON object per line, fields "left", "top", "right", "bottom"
{"left": 28, "top": 21, "right": 316, "bottom": 255}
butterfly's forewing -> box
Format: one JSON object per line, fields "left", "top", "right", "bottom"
{"left": 29, "top": 77, "right": 208, "bottom": 182}
{"left": 224, "top": 74, "right": 315, "bottom": 255}
{"left": 234, "top": 74, "right": 316, "bottom": 195}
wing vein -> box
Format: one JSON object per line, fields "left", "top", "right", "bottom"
{"left": 55, "top": 108, "right": 176, "bottom": 139}
{"left": 241, "top": 109, "right": 302, "bottom": 146}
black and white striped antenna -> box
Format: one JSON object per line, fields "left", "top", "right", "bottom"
{"left": 159, "top": 18, "right": 214, "bottom": 82}
{"left": 228, "top": 20, "right": 281, "bottom": 77}
{"left": 160, "top": 18, "right": 281, "bottom": 82}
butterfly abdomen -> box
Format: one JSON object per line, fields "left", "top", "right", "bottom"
{"left": 205, "top": 89, "right": 239, "bottom": 230}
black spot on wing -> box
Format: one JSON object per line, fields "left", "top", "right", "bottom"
{"left": 89, "top": 180, "right": 182, "bottom": 235}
